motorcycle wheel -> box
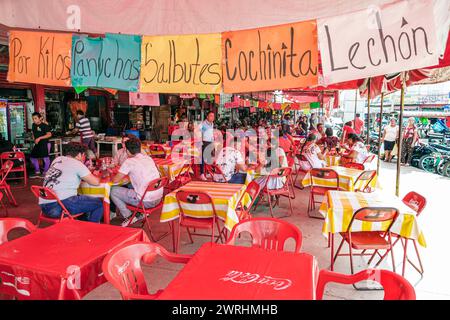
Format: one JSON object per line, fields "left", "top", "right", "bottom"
{"left": 419, "top": 155, "right": 437, "bottom": 173}
{"left": 443, "top": 162, "right": 450, "bottom": 178}
{"left": 437, "top": 160, "right": 446, "bottom": 175}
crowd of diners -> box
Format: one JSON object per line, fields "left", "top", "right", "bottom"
{"left": 31, "top": 110, "right": 378, "bottom": 226}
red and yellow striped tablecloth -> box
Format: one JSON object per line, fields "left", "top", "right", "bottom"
{"left": 301, "top": 166, "right": 378, "bottom": 192}
{"left": 160, "top": 181, "right": 248, "bottom": 231}
{"left": 153, "top": 158, "right": 189, "bottom": 182}
{"left": 324, "top": 155, "right": 341, "bottom": 167}
{"left": 318, "top": 191, "right": 426, "bottom": 247}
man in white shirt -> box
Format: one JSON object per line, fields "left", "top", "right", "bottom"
{"left": 199, "top": 111, "right": 215, "bottom": 180}
{"left": 110, "top": 137, "right": 163, "bottom": 226}
{"left": 39, "top": 142, "right": 103, "bottom": 222}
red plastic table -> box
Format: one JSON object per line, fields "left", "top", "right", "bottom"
{"left": 0, "top": 220, "right": 148, "bottom": 300}
{"left": 158, "top": 243, "right": 319, "bottom": 300}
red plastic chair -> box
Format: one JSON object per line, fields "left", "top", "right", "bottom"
{"left": 175, "top": 190, "right": 224, "bottom": 253}
{"left": 0, "top": 218, "right": 37, "bottom": 245}
{"left": 353, "top": 170, "right": 377, "bottom": 193}
{"left": 259, "top": 167, "right": 294, "bottom": 218}
{"left": 30, "top": 185, "right": 85, "bottom": 227}
{"left": 226, "top": 217, "right": 302, "bottom": 253}
{"left": 0, "top": 193, "right": 8, "bottom": 216}
{"left": 307, "top": 168, "right": 340, "bottom": 218}
{"left": 0, "top": 160, "right": 18, "bottom": 207}
{"left": 149, "top": 144, "right": 167, "bottom": 159}
{"left": 102, "top": 241, "right": 192, "bottom": 300}
{"left": 316, "top": 269, "right": 416, "bottom": 300}
{"left": 124, "top": 177, "right": 169, "bottom": 241}
{"left": 204, "top": 163, "right": 227, "bottom": 183}
{"left": 342, "top": 162, "right": 365, "bottom": 170}
{"left": 331, "top": 207, "right": 399, "bottom": 274}
{"left": 0, "top": 152, "right": 27, "bottom": 187}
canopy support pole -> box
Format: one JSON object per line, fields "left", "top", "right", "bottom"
{"left": 366, "top": 78, "right": 371, "bottom": 145}
{"left": 353, "top": 89, "right": 358, "bottom": 128}
{"left": 377, "top": 93, "right": 384, "bottom": 175}
{"left": 395, "top": 82, "right": 406, "bottom": 197}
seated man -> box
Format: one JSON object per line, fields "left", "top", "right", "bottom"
{"left": 214, "top": 138, "right": 260, "bottom": 184}
{"left": 110, "top": 137, "right": 163, "bottom": 226}
{"left": 39, "top": 142, "right": 103, "bottom": 222}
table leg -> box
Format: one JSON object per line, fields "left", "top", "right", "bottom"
{"left": 103, "top": 201, "right": 110, "bottom": 224}
{"left": 170, "top": 220, "right": 179, "bottom": 253}
{"left": 96, "top": 142, "right": 100, "bottom": 159}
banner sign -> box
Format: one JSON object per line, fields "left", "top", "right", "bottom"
{"left": 140, "top": 33, "right": 222, "bottom": 94}
{"left": 129, "top": 92, "right": 160, "bottom": 106}
{"left": 71, "top": 33, "right": 141, "bottom": 91}
{"left": 7, "top": 30, "right": 71, "bottom": 86}
{"left": 318, "top": 0, "right": 439, "bottom": 84}
{"left": 222, "top": 20, "right": 319, "bottom": 93}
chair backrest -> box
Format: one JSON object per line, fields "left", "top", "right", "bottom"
{"left": 363, "top": 154, "right": 376, "bottom": 164}
{"left": 0, "top": 218, "right": 37, "bottom": 245}
{"left": 316, "top": 269, "right": 416, "bottom": 300}
{"left": 354, "top": 170, "right": 377, "bottom": 192}
{"left": 347, "top": 207, "right": 399, "bottom": 233}
{"left": 0, "top": 160, "right": 15, "bottom": 184}
{"left": 402, "top": 191, "right": 427, "bottom": 216}
{"left": 149, "top": 144, "right": 166, "bottom": 158}
{"left": 175, "top": 190, "right": 217, "bottom": 220}
{"left": 309, "top": 168, "right": 339, "bottom": 189}
{"left": 30, "top": 185, "right": 73, "bottom": 220}
{"left": 102, "top": 241, "right": 191, "bottom": 300}
{"left": 137, "top": 177, "right": 168, "bottom": 208}
{"left": 204, "top": 163, "right": 227, "bottom": 182}
{"left": 1, "top": 151, "right": 26, "bottom": 162}
{"left": 343, "top": 162, "right": 365, "bottom": 170}
{"left": 226, "top": 217, "right": 302, "bottom": 253}
{"left": 236, "top": 181, "right": 261, "bottom": 218}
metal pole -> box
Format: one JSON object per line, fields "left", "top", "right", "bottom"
{"left": 353, "top": 89, "right": 358, "bottom": 140}
{"left": 366, "top": 78, "right": 371, "bottom": 145}
{"left": 377, "top": 92, "right": 384, "bottom": 175}
{"left": 396, "top": 82, "right": 406, "bottom": 197}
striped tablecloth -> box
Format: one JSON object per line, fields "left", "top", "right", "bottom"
{"left": 160, "top": 181, "right": 248, "bottom": 231}
{"left": 301, "top": 166, "right": 378, "bottom": 192}
{"left": 143, "top": 143, "right": 172, "bottom": 158}
{"left": 153, "top": 158, "right": 189, "bottom": 182}
{"left": 318, "top": 191, "right": 426, "bottom": 247}
{"left": 78, "top": 177, "right": 129, "bottom": 224}
{"left": 324, "top": 155, "right": 341, "bottom": 167}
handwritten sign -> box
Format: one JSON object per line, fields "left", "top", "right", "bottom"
{"left": 71, "top": 33, "right": 141, "bottom": 91}
{"left": 318, "top": 0, "right": 439, "bottom": 84}
{"left": 140, "top": 33, "right": 222, "bottom": 94}
{"left": 222, "top": 21, "right": 318, "bottom": 93}
{"left": 7, "top": 30, "right": 71, "bottom": 86}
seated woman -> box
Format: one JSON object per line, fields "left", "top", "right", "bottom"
{"left": 318, "top": 127, "right": 340, "bottom": 151}
{"left": 301, "top": 133, "right": 327, "bottom": 169}
{"left": 341, "top": 133, "right": 369, "bottom": 164}
{"left": 278, "top": 125, "right": 295, "bottom": 154}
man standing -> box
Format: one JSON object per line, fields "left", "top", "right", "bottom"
{"left": 352, "top": 113, "right": 365, "bottom": 135}
{"left": 30, "top": 112, "right": 52, "bottom": 178}
{"left": 199, "top": 111, "right": 215, "bottom": 181}
{"left": 39, "top": 142, "right": 103, "bottom": 222}
{"left": 110, "top": 137, "right": 163, "bottom": 226}
{"left": 69, "top": 110, "right": 97, "bottom": 154}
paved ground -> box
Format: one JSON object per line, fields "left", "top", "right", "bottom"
{"left": 3, "top": 161, "right": 449, "bottom": 300}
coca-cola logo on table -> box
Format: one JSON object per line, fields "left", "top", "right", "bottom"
{"left": 220, "top": 270, "right": 292, "bottom": 291}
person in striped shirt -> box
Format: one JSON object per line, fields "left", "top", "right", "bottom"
{"left": 72, "top": 110, "right": 97, "bottom": 154}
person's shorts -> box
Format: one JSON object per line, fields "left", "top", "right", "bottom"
{"left": 384, "top": 140, "right": 395, "bottom": 151}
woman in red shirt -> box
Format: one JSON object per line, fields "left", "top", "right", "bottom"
{"left": 341, "top": 121, "right": 356, "bottom": 143}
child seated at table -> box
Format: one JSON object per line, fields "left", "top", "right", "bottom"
{"left": 39, "top": 142, "right": 104, "bottom": 223}
{"left": 110, "top": 136, "right": 163, "bottom": 227}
